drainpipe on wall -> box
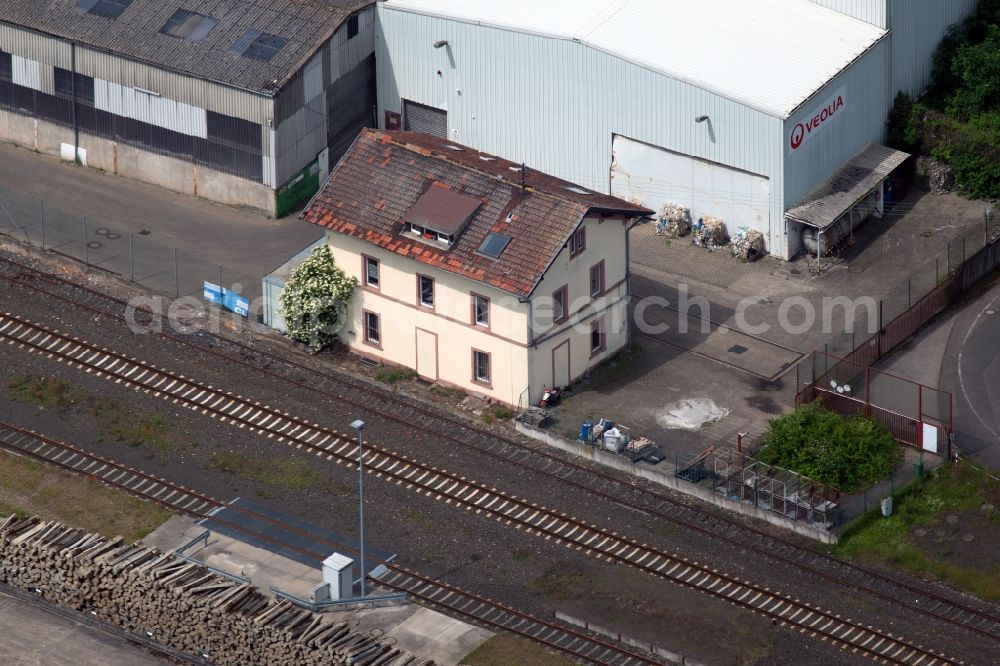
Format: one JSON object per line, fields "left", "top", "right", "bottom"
{"left": 70, "top": 41, "right": 79, "bottom": 165}
{"left": 625, "top": 215, "right": 644, "bottom": 352}
{"left": 521, "top": 295, "right": 533, "bottom": 406}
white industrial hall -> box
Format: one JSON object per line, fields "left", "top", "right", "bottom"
{"left": 375, "top": 0, "right": 977, "bottom": 260}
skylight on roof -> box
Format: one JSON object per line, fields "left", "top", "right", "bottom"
{"left": 76, "top": 0, "right": 133, "bottom": 19}
{"left": 564, "top": 186, "right": 591, "bottom": 195}
{"left": 231, "top": 29, "right": 288, "bottom": 62}
{"left": 160, "top": 10, "right": 218, "bottom": 42}
{"left": 443, "top": 145, "right": 464, "bottom": 151}
{"left": 477, "top": 232, "right": 511, "bottom": 260}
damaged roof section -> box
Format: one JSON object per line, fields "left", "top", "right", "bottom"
{"left": 300, "top": 129, "right": 653, "bottom": 297}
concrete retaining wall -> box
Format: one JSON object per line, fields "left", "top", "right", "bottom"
{"left": 515, "top": 421, "right": 838, "bottom": 544}
{"left": 554, "top": 611, "right": 705, "bottom": 666}
{"left": 0, "top": 109, "right": 276, "bottom": 216}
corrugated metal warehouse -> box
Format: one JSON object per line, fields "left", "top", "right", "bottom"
{"left": 0, "top": 0, "right": 377, "bottom": 216}
{"left": 376, "top": 0, "right": 978, "bottom": 259}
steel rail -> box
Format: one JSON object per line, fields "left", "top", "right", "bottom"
{"left": 1, "top": 253, "right": 999, "bottom": 645}
{"left": 0, "top": 314, "right": 962, "bottom": 665}
{"left": 0, "top": 420, "right": 658, "bottom": 666}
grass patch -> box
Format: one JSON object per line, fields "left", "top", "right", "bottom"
{"left": 7, "top": 374, "right": 78, "bottom": 410}
{"left": 375, "top": 368, "right": 417, "bottom": 385}
{"left": 90, "top": 398, "right": 174, "bottom": 463}
{"left": 526, "top": 570, "right": 586, "bottom": 601}
{"left": 0, "top": 499, "right": 29, "bottom": 518}
{"left": 0, "top": 450, "right": 170, "bottom": 541}
{"left": 430, "top": 385, "right": 467, "bottom": 400}
{"left": 460, "top": 633, "right": 576, "bottom": 666}
{"left": 836, "top": 463, "right": 1000, "bottom": 601}
{"left": 208, "top": 452, "right": 323, "bottom": 490}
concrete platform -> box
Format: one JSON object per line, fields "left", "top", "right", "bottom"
{"left": 143, "top": 515, "right": 493, "bottom": 666}
{"left": 0, "top": 592, "right": 166, "bottom": 666}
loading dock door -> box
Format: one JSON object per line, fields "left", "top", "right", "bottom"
{"left": 611, "top": 135, "right": 770, "bottom": 249}
{"left": 403, "top": 100, "right": 447, "bottom": 138}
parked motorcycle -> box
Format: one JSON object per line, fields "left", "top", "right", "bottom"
{"left": 539, "top": 386, "right": 563, "bottom": 408}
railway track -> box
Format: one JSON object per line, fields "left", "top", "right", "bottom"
{"left": 0, "top": 312, "right": 965, "bottom": 665}
{"left": 1, "top": 252, "right": 999, "bottom": 648}
{"left": 0, "top": 420, "right": 659, "bottom": 666}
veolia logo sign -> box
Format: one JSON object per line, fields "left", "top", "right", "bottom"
{"left": 788, "top": 86, "right": 847, "bottom": 155}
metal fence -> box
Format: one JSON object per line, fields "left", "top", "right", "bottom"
{"left": 797, "top": 214, "right": 1000, "bottom": 454}
{"left": 712, "top": 448, "right": 840, "bottom": 528}
{"left": 818, "top": 212, "right": 1000, "bottom": 361}
{"left": 0, "top": 186, "right": 259, "bottom": 304}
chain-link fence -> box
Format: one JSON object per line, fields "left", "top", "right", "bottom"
{"left": 0, "top": 185, "right": 260, "bottom": 306}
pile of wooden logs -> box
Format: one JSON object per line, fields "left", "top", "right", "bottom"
{"left": 0, "top": 515, "right": 432, "bottom": 666}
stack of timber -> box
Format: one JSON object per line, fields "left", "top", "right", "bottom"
{"left": 0, "top": 515, "right": 432, "bottom": 666}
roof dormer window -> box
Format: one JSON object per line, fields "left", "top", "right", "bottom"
{"left": 403, "top": 186, "right": 481, "bottom": 248}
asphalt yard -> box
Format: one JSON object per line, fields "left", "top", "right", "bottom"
{"left": 555, "top": 188, "right": 990, "bottom": 462}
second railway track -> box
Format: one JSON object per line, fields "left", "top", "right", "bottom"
{"left": 0, "top": 310, "right": 967, "bottom": 665}
{"left": 1, "top": 252, "right": 999, "bottom": 649}
{"left": 0, "top": 420, "right": 661, "bottom": 666}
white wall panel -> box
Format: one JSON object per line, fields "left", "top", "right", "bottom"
{"left": 783, "top": 38, "right": 889, "bottom": 256}
{"left": 95, "top": 79, "right": 208, "bottom": 138}
{"left": 802, "top": 0, "right": 886, "bottom": 26}
{"left": 304, "top": 53, "right": 324, "bottom": 103}
{"left": 611, "top": 136, "right": 771, "bottom": 247}
{"left": 11, "top": 54, "right": 41, "bottom": 91}
{"left": 78, "top": 49, "right": 272, "bottom": 124}
{"left": 330, "top": 6, "right": 376, "bottom": 82}
{"left": 377, "top": 7, "right": 786, "bottom": 253}
{"left": 0, "top": 23, "right": 71, "bottom": 69}
{"left": 889, "top": 0, "right": 977, "bottom": 97}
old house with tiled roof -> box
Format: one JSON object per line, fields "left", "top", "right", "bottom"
{"left": 300, "top": 129, "right": 652, "bottom": 405}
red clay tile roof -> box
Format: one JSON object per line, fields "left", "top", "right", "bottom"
{"left": 301, "top": 129, "right": 653, "bottom": 297}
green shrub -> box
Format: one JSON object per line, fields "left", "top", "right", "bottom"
{"left": 947, "top": 26, "right": 1000, "bottom": 118}
{"left": 279, "top": 244, "right": 358, "bottom": 352}
{"left": 904, "top": 2, "right": 1000, "bottom": 199}
{"left": 375, "top": 368, "right": 417, "bottom": 384}
{"left": 757, "top": 402, "right": 897, "bottom": 491}
{"left": 886, "top": 92, "right": 922, "bottom": 154}
{"left": 949, "top": 112, "right": 1000, "bottom": 199}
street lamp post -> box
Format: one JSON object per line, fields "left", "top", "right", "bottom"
{"left": 349, "top": 419, "right": 366, "bottom": 599}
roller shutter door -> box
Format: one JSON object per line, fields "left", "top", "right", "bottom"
{"left": 403, "top": 100, "right": 447, "bottom": 138}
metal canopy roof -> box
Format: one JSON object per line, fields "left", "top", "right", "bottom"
{"left": 785, "top": 144, "right": 910, "bottom": 230}
{"left": 382, "top": 0, "right": 887, "bottom": 117}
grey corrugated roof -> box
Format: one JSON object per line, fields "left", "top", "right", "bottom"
{"left": 0, "top": 0, "right": 371, "bottom": 94}
{"left": 786, "top": 144, "right": 910, "bottom": 230}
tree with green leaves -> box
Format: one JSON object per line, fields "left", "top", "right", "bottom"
{"left": 279, "top": 244, "right": 358, "bottom": 352}
{"left": 887, "top": 1, "right": 1000, "bottom": 200}
{"left": 757, "top": 402, "right": 897, "bottom": 491}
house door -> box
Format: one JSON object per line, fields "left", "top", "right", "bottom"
{"left": 415, "top": 328, "right": 438, "bottom": 381}
{"left": 552, "top": 340, "right": 570, "bottom": 388}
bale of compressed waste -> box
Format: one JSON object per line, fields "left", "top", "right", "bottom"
{"left": 655, "top": 203, "right": 692, "bottom": 238}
